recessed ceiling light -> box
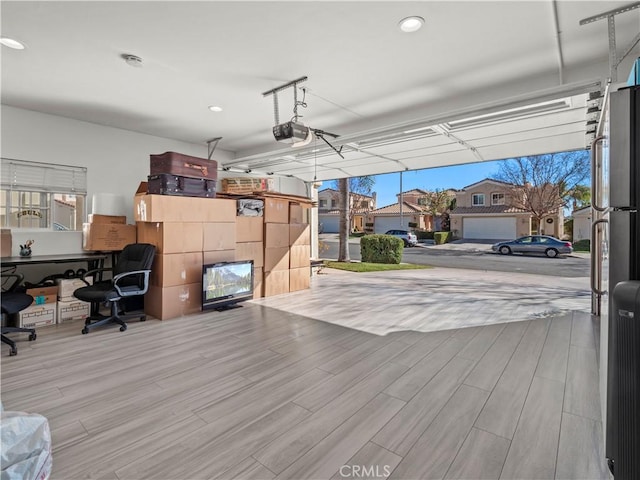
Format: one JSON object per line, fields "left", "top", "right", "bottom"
{"left": 0, "top": 37, "right": 26, "bottom": 50}
{"left": 399, "top": 16, "right": 424, "bottom": 33}
{"left": 208, "top": 105, "right": 223, "bottom": 112}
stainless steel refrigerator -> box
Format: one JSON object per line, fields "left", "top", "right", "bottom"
{"left": 596, "top": 84, "right": 640, "bottom": 479}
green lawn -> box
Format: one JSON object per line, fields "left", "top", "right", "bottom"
{"left": 325, "top": 261, "right": 432, "bottom": 273}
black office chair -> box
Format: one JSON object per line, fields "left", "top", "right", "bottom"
{"left": 74, "top": 243, "right": 155, "bottom": 334}
{"left": 1, "top": 274, "right": 36, "bottom": 356}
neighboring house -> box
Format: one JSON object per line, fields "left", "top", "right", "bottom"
{"left": 450, "top": 178, "right": 564, "bottom": 240}
{"left": 366, "top": 189, "right": 438, "bottom": 234}
{"left": 317, "top": 188, "right": 376, "bottom": 233}
{"left": 572, "top": 206, "right": 592, "bottom": 241}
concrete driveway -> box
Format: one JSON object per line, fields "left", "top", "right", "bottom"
{"left": 319, "top": 235, "right": 590, "bottom": 277}
{"left": 252, "top": 266, "right": 591, "bottom": 336}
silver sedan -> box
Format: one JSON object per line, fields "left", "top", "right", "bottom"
{"left": 492, "top": 235, "right": 573, "bottom": 258}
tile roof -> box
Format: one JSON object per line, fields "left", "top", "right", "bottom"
{"left": 451, "top": 205, "right": 528, "bottom": 214}
{"left": 460, "top": 178, "right": 515, "bottom": 190}
{"left": 320, "top": 208, "right": 371, "bottom": 215}
{"left": 370, "top": 201, "right": 423, "bottom": 215}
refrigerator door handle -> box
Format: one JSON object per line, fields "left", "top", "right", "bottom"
{"left": 591, "top": 135, "right": 607, "bottom": 212}
{"left": 591, "top": 218, "right": 609, "bottom": 296}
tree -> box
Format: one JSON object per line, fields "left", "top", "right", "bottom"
{"left": 332, "top": 176, "right": 375, "bottom": 262}
{"left": 417, "top": 189, "right": 455, "bottom": 230}
{"left": 492, "top": 151, "right": 590, "bottom": 227}
{"left": 567, "top": 184, "right": 591, "bottom": 209}
{"left": 338, "top": 178, "right": 350, "bottom": 262}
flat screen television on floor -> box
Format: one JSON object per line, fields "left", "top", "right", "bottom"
{"left": 202, "top": 260, "right": 254, "bottom": 311}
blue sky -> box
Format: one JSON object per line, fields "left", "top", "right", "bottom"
{"left": 368, "top": 160, "right": 506, "bottom": 208}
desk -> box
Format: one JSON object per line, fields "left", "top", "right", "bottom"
{"left": 2, "top": 253, "right": 108, "bottom": 317}
{"left": 1, "top": 253, "right": 107, "bottom": 271}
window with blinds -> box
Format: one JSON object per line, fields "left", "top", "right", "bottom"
{"left": 1, "top": 158, "right": 87, "bottom": 230}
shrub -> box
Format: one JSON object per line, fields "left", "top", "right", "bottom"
{"left": 416, "top": 230, "right": 435, "bottom": 240}
{"left": 573, "top": 239, "right": 590, "bottom": 252}
{"left": 408, "top": 222, "right": 418, "bottom": 228}
{"left": 360, "top": 234, "right": 403, "bottom": 264}
{"left": 434, "top": 231, "right": 452, "bottom": 244}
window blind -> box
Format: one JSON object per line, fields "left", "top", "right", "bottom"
{"left": 1, "top": 158, "right": 87, "bottom": 194}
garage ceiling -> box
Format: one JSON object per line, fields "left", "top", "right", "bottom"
{"left": 2, "top": 1, "right": 639, "bottom": 182}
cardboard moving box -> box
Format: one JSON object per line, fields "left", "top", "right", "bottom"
{"left": 236, "top": 216, "right": 264, "bottom": 243}
{"left": 134, "top": 191, "right": 236, "bottom": 223}
{"left": 26, "top": 285, "right": 58, "bottom": 305}
{"left": 145, "top": 282, "right": 201, "bottom": 320}
{"left": 57, "top": 278, "right": 92, "bottom": 300}
{"left": 264, "top": 223, "right": 289, "bottom": 248}
{"left": 57, "top": 299, "right": 90, "bottom": 323}
{"left": 264, "top": 247, "right": 289, "bottom": 272}
{"left": 290, "top": 224, "right": 311, "bottom": 246}
{"left": 203, "top": 250, "right": 236, "bottom": 265}
{"left": 83, "top": 223, "right": 136, "bottom": 251}
{"left": 18, "top": 303, "right": 56, "bottom": 328}
{"left": 203, "top": 223, "right": 236, "bottom": 251}
{"left": 253, "top": 267, "right": 263, "bottom": 299}
{"left": 137, "top": 222, "right": 203, "bottom": 254}
{"left": 151, "top": 252, "right": 202, "bottom": 287}
{"left": 88, "top": 214, "right": 127, "bottom": 224}
{"left": 290, "top": 244, "right": 311, "bottom": 269}
{"left": 1, "top": 229, "right": 12, "bottom": 257}
{"left": 290, "top": 267, "right": 311, "bottom": 292}
{"left": 264, "top": 198, "right": 289, "bottom": 224}
{"left": 264, "top": 270, "right": 289, "bottom": 297}
{"left": 235, "top": 242, "right": 264, "bottom": 268}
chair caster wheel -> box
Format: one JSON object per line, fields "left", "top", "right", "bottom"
{"left": 9, "top": 349, "right": 17, "bottom": 356}
{"left": 119, "top": 325, "right": 127, "bottom": 332}
{"left": 29, "top": 333, "right": 36, "bottom": 341}
{"left": 81, "top": 327, "right": 89, "bottom": 334}
{"left": 140, "top": 315, "right": 146, "bottom": 322}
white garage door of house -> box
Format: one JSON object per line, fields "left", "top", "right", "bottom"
{"left": 319, "top": 215, "right": 340, "bottom": 234}
{"left": 463, "top": 217, "right": 516, "bottom": 240}
{"left": 374, "top": 217, "right": 404, "bottom": 234}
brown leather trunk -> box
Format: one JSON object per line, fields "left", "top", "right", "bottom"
{"left": 147, "top": 174, "right": 216, "bottom": 198}
{"left": 150, "top": 152, "right": 218, "bottom": 180}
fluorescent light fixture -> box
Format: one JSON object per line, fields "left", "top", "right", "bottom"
{"left": 402, "top": 125, "right": 432, "bottom": 134}
{"left": 208, "top": 105, "right": 223, "bottom": 112}
{"left": 448, "top": 99, "right": 571, "bottom": 129}
{"left": 0, "top": 37, "right": 25, "bottom": 49}
{"left": 399, "top": 16, "right": 424, "bottom": 33}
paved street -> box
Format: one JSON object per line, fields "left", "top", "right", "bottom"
{"left": 319, "top": 235, "right": 590, "bottom": 278}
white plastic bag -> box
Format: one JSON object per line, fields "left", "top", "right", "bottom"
{"left": 1, "top": 410, "right": 52, "bottom": 480}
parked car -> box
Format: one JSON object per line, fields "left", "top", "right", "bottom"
{"left": 384, "top": 229, "right": 418, "bottom": 247}
{"left": 492, "top": 235, "right": 573, "bottom": 258}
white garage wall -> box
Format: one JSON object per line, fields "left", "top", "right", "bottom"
{"left": 1, "top": 105, "right": 307, "bottom": 258}
{"left": 374, "top": 217, "right": 405, "bottom": 234}
{"left": 463, "top": 217, "right": 516, "bottom": 240}
{"left": 318, "top": 215, "right": 340, "bottom": 234}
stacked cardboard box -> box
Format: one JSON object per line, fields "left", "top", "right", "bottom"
{"left": 83, "top": 214, "right": 136, "bottom": 251}
{"left": 1, "top": 229, "right": 12, "bottom": 257}
{"left": 235, "top": 215, "right": 264, "bottom": 299}
{"left": 135, "top": 187, "right": 237, "bottom": 320}
{"left": 21, "top": 284, "right": 59, "bottom": 327}
{"left": 56, "top": 278, "right": 92, "bottom": 323}
{"left": 263, "top": 198, "right": 291, "bottom": 296}
{"left": 289, "top": 203, "right": 311, "bottom": 292}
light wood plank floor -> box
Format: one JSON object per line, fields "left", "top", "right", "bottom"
{"left": 1, "top": 306, "right": 608, "bottom": 480}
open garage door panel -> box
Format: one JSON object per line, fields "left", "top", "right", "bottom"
{"left": 463, "top": 217, "right": 516, "bottom": 240}
{"left": 374, "top": 217, "right": 406, "bottom": 234}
